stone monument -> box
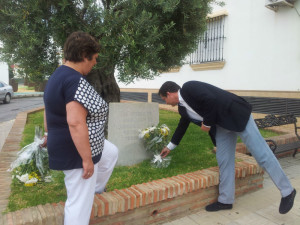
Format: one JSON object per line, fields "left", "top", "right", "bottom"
{"left": 107, "top": 102, "right": 159, "bottom": 166}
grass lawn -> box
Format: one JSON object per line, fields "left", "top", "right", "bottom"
{"left": 6, "top": 109, "right": 280, "bottom": 212}
{"left": 17, "top": 85, "right": 35, "bottom": 92}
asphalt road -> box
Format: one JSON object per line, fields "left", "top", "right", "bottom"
{"left": 0, "top": 97, "right": 44, "bottom": 123}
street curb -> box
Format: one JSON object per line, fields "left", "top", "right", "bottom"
{"left": 12, "top": 93, "right": 44, "bottom": 99}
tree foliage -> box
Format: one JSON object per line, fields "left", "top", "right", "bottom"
{"left": 0, "top": 0, "right": 215, "bottom": 101}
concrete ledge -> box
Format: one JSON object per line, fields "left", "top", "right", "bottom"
{"left": 0, "top": 108, "right": 264, "bottom": 225}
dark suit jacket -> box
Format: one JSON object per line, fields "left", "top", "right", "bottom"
{"left": 171, "top": 81, "right": 252, "bottom": 147}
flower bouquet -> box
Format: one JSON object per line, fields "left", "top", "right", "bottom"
{"left": 139, "top": 124, "right": 172, "bottom": 168}
{"left": 9, "top": 126, "right": 51, "bottom": 186}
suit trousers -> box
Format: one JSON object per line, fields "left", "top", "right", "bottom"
{"left": 215, "top": 115, "right": 293, "bottom": 204}
{"left": 63, "top": 140, "right": 118, "bottom": 225}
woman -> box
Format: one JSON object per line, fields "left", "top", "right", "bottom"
{"left": 43, "top": 31, "right": 118, "bottom": 225}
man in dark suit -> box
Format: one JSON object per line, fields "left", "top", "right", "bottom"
{"left": 159, "top": 81, "right": 296, "bottom": 214}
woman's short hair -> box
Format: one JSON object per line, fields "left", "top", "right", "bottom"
{"left": 63, "top": 31, "right": 100, "bottom": 62}
{"left": 158, "top": 81, "right": 181, "bottom": 97}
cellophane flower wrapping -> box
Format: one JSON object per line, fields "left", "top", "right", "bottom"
{"left": 139, "top": 124, "right": 172, "bottom": 168}
{"left": 151, "top": 154, "right": 172, "bottom": 168}
{"left": 9, "top": 126, "right": 51, "bottom": 186}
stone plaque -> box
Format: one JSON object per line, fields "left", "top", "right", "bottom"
{"left": 107, "top": 103, "right": 159, "bottom": 166}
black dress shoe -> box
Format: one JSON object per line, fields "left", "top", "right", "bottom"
{"left": 205, "top": 201, "right": 233, "bottom": 212}
{"left": 279, "top": 189, "right": 296, "bottom": 214}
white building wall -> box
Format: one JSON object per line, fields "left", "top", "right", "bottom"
{"left": 118, "top": 0, "right": 300, "bottom": 91}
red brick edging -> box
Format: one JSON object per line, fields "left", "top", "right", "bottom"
{"left": 0, "top": 107, "right": 264, "bottom": 225}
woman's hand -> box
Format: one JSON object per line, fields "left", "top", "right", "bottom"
{"left": 82, "top": 159, "right": 94, "bottom": 179}
{"left": 40, "top": 134, "right": 48, "bottom": 147}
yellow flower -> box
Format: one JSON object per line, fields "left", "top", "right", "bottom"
{"left": 29, "top": 172, "right": 41, "bottom": 181}
{"left": 144, "top": 133, "right": 150, "bottom": 139}
{"left": 160, "top": 127, "right": 169, "bottom": 136}
{"left": 24, "top": 177, "right": 38, "bottom": 186}
{"left": 24, "top": 183, "right": 36, "bottom": 187}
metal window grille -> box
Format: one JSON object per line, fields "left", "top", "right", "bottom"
{"left": 189, "top": 15, "right": 226, "bottom": 64}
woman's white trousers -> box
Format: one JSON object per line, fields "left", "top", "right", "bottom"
{"left": 63, "top": 140, "right": 118, "bottom": 225}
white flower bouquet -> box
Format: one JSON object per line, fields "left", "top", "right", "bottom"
{"left": 9, "top": 126, "right": 51, "bottom": 186}
{"left": 139, "top": 124, "right": 172, "bottom": 168}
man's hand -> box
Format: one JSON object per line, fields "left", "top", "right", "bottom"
{"left": 160, "top": 147, "right": 171, "bottom": 158}
{"left": 82, "top": 159, "right": 94, "bottom": 179}
{"left": 201, "top": 123, "right": 211, "bottom": 132}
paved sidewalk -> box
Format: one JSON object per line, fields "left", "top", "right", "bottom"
{"left": 162, "top": 156, "right": 300, "bottom": 225}
{"left": 0, "top": 120, "right": 14, "bottom": 153}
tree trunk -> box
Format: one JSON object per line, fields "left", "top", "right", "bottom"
{"left": 86, "top": 68, "right": 120, "bottom": 103}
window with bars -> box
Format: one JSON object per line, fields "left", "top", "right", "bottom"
{"left": 189, "top": 15, "right": 226, "bottom": 64}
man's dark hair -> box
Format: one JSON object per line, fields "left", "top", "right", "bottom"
{"left": 63, "top": 31, "right": 100, "bottom": 62}
{"left": 158, "top": 81, "right": 181, "bottom": 97}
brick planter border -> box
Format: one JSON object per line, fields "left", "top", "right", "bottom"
{"left": 1, "top": 107, "right": 265, "bottom": 225}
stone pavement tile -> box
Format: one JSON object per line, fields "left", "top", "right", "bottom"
{"left": 259, "top": 189, "right": 282, "bottom": 202}
{"left": 286, "top": 168, "right": 300, "bottom": 181}
{"left": 161, "top": 222, "right": 173, "bottom": 225}
{"left": 292, "top": 182, "right": 300, "bottom": 215}
{"left": 232, "top": 192, "right": 276, "bottom": 212}
{"left": 232, "top": 212, "right": 278, "bottom": 225}
{"left": 187, "top": 210, "right": 231, "bottom": 225}
{"left": 237, "top": 188, "right": 279, "bottom": 209}
{"left": 217, "top": 207, "right": 254, "bottom": 222}
{"left": 167, "top": 217, "right": 199, "bottom": 225}
{"left": 292, "top": 178, "right": 300, "bottom": 187}
{"left": 283, "top": 160, "right": 300, "bottom": 169}
{"left": 255, "top": 204, "right": 300, "bottom": 225}
{"left": 290, "top": 198, "right": 300, "bottom": 216}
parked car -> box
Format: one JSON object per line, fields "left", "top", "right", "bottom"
{"left": 0, "top": 81, "right": 14, "bottom": 104}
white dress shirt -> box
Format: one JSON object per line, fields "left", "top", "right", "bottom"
{"left": 167, "top": 90, "right": 206, "bottom": 150}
